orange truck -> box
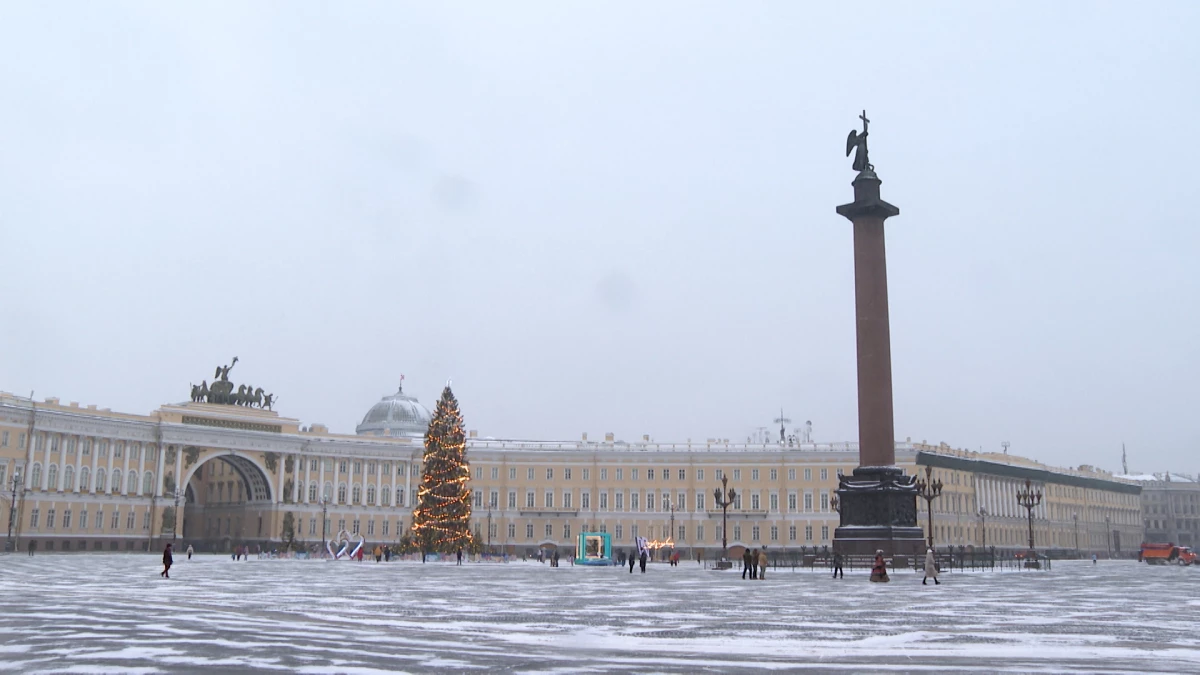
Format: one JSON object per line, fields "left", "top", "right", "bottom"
{"left": 1140, "top": 543, "right": 1197, "bottom": 566}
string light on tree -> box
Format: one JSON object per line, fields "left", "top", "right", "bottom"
{"left": 410, "top": 382, "right": 474, "bottom": 556}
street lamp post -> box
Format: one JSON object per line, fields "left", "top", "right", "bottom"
{"left": 1105, "top": 515, "right": 1111, "bottom": 558}
{"left": 486, "top": 507, "right": 492, "bottom": 553}
{"left": 6, "top": 470, "right": 22, "bottom": 553}
{"left": 1016, "top": 478, "right": 1043, "bottom": 569}
{"left": 978, "top": 508, "right": 988, "bottom": 550}
{"left": 173, "top": 488, "right": 182, "bottom": 542}
{"left": 320, "top": 497, "right": 329, "bottom": 559}
{"left": 1072, "top": 512, "right": 1079, "bottom": 558}
{"left": 713, "top": 474, "right": 736, "bottom": 562}
{"left": 915, "top": 465, "right": 943, "bottom": 549}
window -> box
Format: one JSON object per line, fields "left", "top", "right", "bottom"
{"left": 564, "top": 468, "right": 572, "bottom": 480}
{"left": 30, "top": 508, "right": 39, "bottom": 529}
{"left": 382, "top": 520, "right": 389, "bottom": 536}
{"left": 367, "top": 520, "right": 375, "bottom": 535}
{"left": 676, "top": 492, "right": 685, "bottom": 509}
{"left": 696, "top": 492, "right": 705, "bottom": 511}
{"left": 338, "top": 461, "right": 348, "bottom": 474}
{"left": 616, "top": 469, "right": 623, "bottom": 480}
{"left": 545, "top": 491, "right": 554, "bottom": 508}
{"left": 46, "top": 509, "right": 56, "bottom": 529}
{"left": 126, "top": 511, "right": 136, "bottom": 529}
{"left": 631, "top": 492, "right": 639, "bottom": 510}
{"left": 733, "top": 469, "right": 741, "bottom": 481}
{"left": 789, "top": 525, "right": 797, "bottom": 541}
{"left": 527, "top": 468, "right": 534, "bottom": 480}
{"left": 752, "top": 469, "right": 759, "bottom": 481}
{"left": 526, "top": 491, "right": 534, "bottom": 508}
{"left": 30, "top": 463, "right": 42, "bottom": 489}
{"left": 770, "top": 469, "right": 777, "bottom": 481}
{"left": 632, "top": 525, "right": 639, "bottom": 539}
{"left": 352, "top": 519, "right": 360, "bottom": 533}
{"left": 582, "top": 469, "right": 589, "bottom": 480}
{"left": 647, "top": 469, "right": 654, "bottom": 481}
{"left": 601, "top": 468, "right": 608, "bottom": 481}
{"left": 18, "top": 433, "right": 26, "bottom": 450}
{"left": 111, "top": 511, "right": 121, "bottom": 529}
{"left": 507, "top": 523, "right": 515, "bottom": 539}
{"left": 309, "top": 484, "right": 318, "bottom": 502}
{"left": 751, "top": 494, "right": 760, "bottom": 510}
{"left": 526, "top": 523, "right": 534, "bottom": 539}
{"left": 804, "top": 492, "right": 813, "bottom": 511}
{"left": 733, "top": 494, "right": 742, "bottom": 509}
{"left": 381, "top": 462, "right": 390, "bottom": 475}
{"left": 820, "top": 468, "right": 828, "bottom": 481}
{"left": 0, "top": 431, "right": 6, "bottom": 446}
{"left": 770, "top": 526, "right": 778, "bottom": 541}
{"left": 733, "top": 525, "right": 741, "bottom": 540}
{"left": 474, "top": 490, "right": 483, "bottom": 507}
{"left": 47, "top": 465, "right": 58, "bottom": 491}
{"left": 95, "top": 468, "right": 106, "bottom": 492}
{"left": 820, "top": 492, "right": 829, "bottom": 512}
{"left": 545, "top": 523, "right": 553, "bottom": 538}
{"left": 563, "top": 523, "right": 571, "bottom": 539}
{"left": 114, "top": 442, "right": 122, "bottom": 459}
{"left": 143, "top": 511, "right": 151, "bottom": 530}
{"left": 615, "top": 524, "right": 623, "bottom": 540}
{"left": 546, "top": 468, "right": 553, "bottom": 480}
{"left": 632, "top": 469, "right": 639, "bottom": 480}
{"left": 508, "top": 491, "right": 517, "bottom": 508}
{"left": 127, "top": 471, "right": 138, "bottom": 494}
{"left": 581, "top": 492, "right": 590, "bottom": 510}
{"left": 821, "top": 525, "right": 829, "bottom": 540}
{"left": 770, "top": 493, "right": 778, "bottom": 511}
{"left": 788, "top": 468, "right": 796, "bottom": 481}
{"left": 63, "top": 509, "right": 72, "bottom": 529}
{"left": 804, "top": 469, "right": 812, "bottom": 481}
{"left": 367, "top": 486, "right": 376, "bottom": 505}
{"left": 599, "top": 491, "right": 608, "bottom": 510}
{"left": 142, "top": 472, "right": 154, "bottom": 494}
{"left": 381, "top": 489, "right": 390, "bottom": 506}
{"left": 474, "top": 467, "right": 482, "bottom": 479}
{"left": 678, "top": 525, "right": 686, "bottom": 541}
{"left": 397, "top": 488, "right": 405, "bottom": 506}
{"left": 111, "top": 469, "right": 122, "bottom": 494}
{"left": 696, "top": 525, "right": 704, "bottom": 541}
{"left": 805, "top": 525, "right": 813, "bottom": 541}
{"left": 679, "top": 469, "right": 686, "bottom": 480}
{"left": 338, "top": 484, "right": 347, "bottom": 502}
{"left": 615, "top": 492, "right": 624, "bottom": 510}
{"left": 490, "top": 490, "right": 498, "bottom": 508}
{"left": 696, "top": 469, "right": 705, "bottom": 480}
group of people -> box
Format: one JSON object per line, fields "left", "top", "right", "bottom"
{"left": 866, "top": 547, "right": 941, "bottom": 585}
{"left": 371, "top": 545, "right": 397, "bottom": 562}
{"left": 626, "top": 548, "right": 648, "bottom": 573}
{"left": 741, "top": 546, "right": 770, "bottom": 579}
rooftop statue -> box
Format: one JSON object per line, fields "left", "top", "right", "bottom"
{"left": 845, "top": 110, "right": 872, "bottom": 173}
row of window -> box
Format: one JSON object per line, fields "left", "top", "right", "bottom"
{"left": 26, "top": 507, "right": 151, "bottom": 532}
{"left": 470, "top": 488, "right": 832, "bottom": 513}
{"left": 468, "top": 466, "right": 836, "bottom": 483}
{"left": 19, "top": 463, "right": 154, "bottom": 495}
{"left": 2, "top": 432, "right": 160, "bottom": 463}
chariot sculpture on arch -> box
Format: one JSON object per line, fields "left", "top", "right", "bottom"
{"left": 189, "top": 356, "right": 277, "bottom": 409}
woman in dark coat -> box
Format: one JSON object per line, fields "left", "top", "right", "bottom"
{"left": 161, "top": 544, "right": 174, "bottom": 578}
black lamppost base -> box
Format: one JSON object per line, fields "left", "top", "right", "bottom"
{"left": 832, "top": 467, "right": 926, "bottom": 557}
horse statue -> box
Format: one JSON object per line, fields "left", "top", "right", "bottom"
{"left": 235, "top": 384, "right": 248, "bottom": 406}
{"left": 190, "top": 384, "right": 200, "bottom": 402}
{"left": 250, "top": 387, "right": 264, "bottom": 408}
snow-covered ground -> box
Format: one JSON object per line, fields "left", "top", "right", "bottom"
{"left": 1, "top": 555, "right": 1197, "bottom": 673}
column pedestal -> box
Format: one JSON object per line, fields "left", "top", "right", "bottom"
{"left": 833, "top": 467, "right": 924, "bottom": 556}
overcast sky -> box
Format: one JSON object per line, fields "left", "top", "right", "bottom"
{"left": 1, "top": 2, "right": 1197, "bottom": 475}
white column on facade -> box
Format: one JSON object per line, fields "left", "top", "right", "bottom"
{"left": 24, "top": 424, "right": 35, "bottom": 483}
{"left": 275, "top": 454, "right": 285, "bottom": 504}
{"left": 173, "top": 445, "right": 183, "bottom": 497}
{"left": 42, "top": 432, "right": 52, "bottom": 492}
{"left": 373, "top": 458, "right": 382, "bottom": 508}
{"left": 303, "top": 455, "right": 311, "bottom": 504}
{"left": 136, "top": 443, "right": 146, "bottom": 496}
{"left": 73, "top": 435, "right": 84, "bottom": 493}
{"left": 122, "top": 441, "right": 131, "bottom": 495}
{"left": 317, "top": 456, "right": 326, "bottom": 502}
{"left": 389, "top": 460, "right": 396, "bottom": 510}
{"left": 404, "top": 458, "right": 412, "bottom": 508}
{"left": 105, "top": 439, "right": 115, "bottom": 495}
{"left": 88, "top": 438, "right": 99, "bottom": 494}
{"left": 155, "top": 441, "right": 166, "bottom": 497}
{"left": 292, "top": 454, "right": 300, "bottom": 503}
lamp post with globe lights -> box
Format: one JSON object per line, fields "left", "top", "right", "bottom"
{"left": 1016, "top": 478, "right": 1043, "bottom": 568}
{"left": 713, "top": 474, "right": 736, "bottom": 564}
{"left": 915, "top": 465, "right": 943, "bottom": 549}
{"left": 5, "top": 469, "right": 23, "bottom": 553}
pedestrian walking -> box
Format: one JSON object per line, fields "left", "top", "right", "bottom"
{"left": 742, "top": 548, "right": 752, "bottom": 579}
{"left": 639, "top": 549, "right": 648, "bottom": 573}
{"left": 629, "top": 550, "right": 636, "bottom": 573}
{"left": 162, "top": 544, "right": 174, "bottom": 579}
{"left": 832, "top": 551, "right": 844, "bottom": 579}
{"left": 922, "top": 547, "right": 940, "bottom": 585}
{"left": 374, "top": 545, "right": 383, "bottom": 563}
{"left": 750, "top": 548, "right": 759, "bottom": 580}
{"left": 552, "top": 549, "right": 560, "bottom": 567}
{"left": 186, "top": 544, "right": 194, "bottom": 560}
{"left": 28, "top": 540, "right": 36, "bottom": 556}
{"left": 758, "top": 546, "right": 768, "bottom": 580}
{"left": 457, "top": 548, "right": 463, "bottom": 565}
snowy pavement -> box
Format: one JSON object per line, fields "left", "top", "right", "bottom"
{"left": 0, "top": 555, "right": 1197, "bottom": 673}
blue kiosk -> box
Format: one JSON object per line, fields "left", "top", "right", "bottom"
{"left": 574, "top": 531, "right": 615, "bottom": 566}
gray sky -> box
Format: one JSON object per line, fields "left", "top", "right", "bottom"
{"left": 2, "top": 2, "right": 1197, "bottom": 474}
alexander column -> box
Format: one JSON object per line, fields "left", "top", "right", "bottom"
{"left": 832, "top": 111, "right": 924, "bottom": 558}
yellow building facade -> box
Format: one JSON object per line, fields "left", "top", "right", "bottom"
{"left": 1, "top": 391, "right": 1142, "bottom": 558}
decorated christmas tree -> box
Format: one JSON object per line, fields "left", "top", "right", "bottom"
{"left": 410, "top": 383, "right": 474, "bottom": 556}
